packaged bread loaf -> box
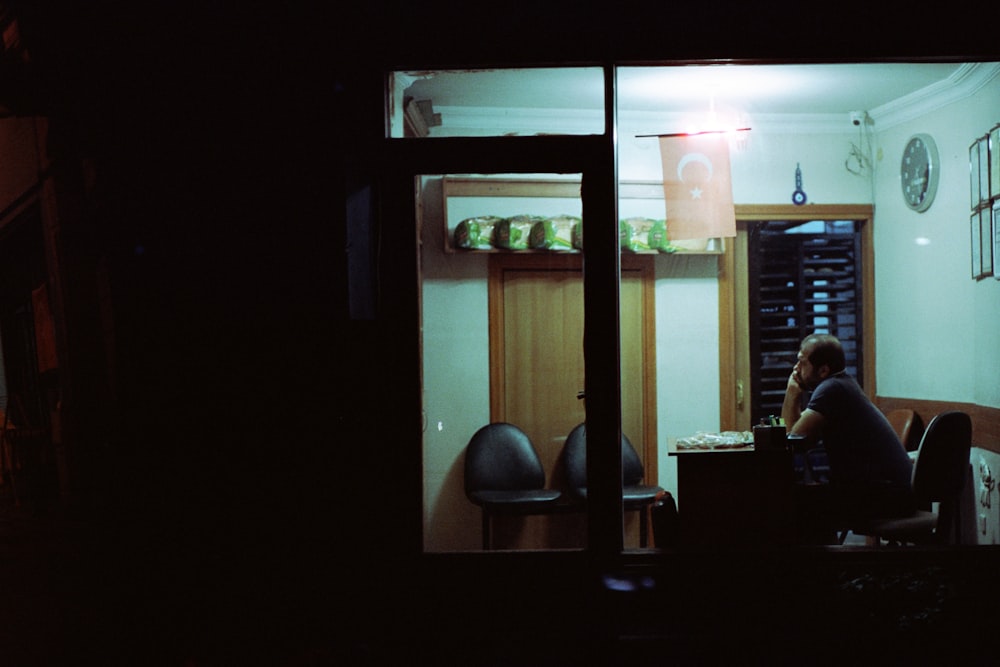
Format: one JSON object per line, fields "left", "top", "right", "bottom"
{"left": 494, "top": 215, "right": 543, "bottom": 250}
{"left": 529, "top": 214, "right": 579, "bottom": 250}
{"left": 453, "top": 215, "right": 502, "bottom": 250}
{"left": 619, "top": 217, "right": 667, "bottom": 252}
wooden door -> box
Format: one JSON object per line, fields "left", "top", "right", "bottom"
{"left": 488, "top": 253, "right": 656, "bottom": 549}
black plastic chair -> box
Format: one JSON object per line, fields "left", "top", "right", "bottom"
{"left": 843, "top": 410, "right": 972, "bottom": 546}
{"left": 886, "top": 408, "right": 925, "bottom": 453}
{"left": 464, "top": 422, "right": 562, "bottom": 550}
{"left": 562, "top": 423, "right": 663, "bottom": 547}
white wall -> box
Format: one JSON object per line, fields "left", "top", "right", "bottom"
{"left": 420, "top": 177, "right": 490, "bottom": 551}
{"left": 652, "top": 254, "right": 720, "bottom": 497}
{"left": 872, "top": 81, "right": 1000, "bottom": 408}
{"left": 618, "top": 112, "right": 874, "bottom": 204}
{"left": 420, "top": 77, "right": 1000, "bottom": 551}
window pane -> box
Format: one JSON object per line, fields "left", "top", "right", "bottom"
{"left": 420, "top": 172, "right": 588, "bottom": 552}
{"left": 390, "top": 68, "right": 604, "bottom": 138}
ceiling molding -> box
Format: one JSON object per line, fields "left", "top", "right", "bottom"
{"left": 437, "top": 107, "right": 856, "bottom": 136}
{"left": 870, "top": 62, "right": 1000, "bottom": 130}
{"left": 621, "top": 111, "right": 853, "bottom": 135}
{"left": 432, "top": 106, "right": 603, "bottom": 136}
{"left": 432, "top": 63, "right": 1000, "bottom": 137}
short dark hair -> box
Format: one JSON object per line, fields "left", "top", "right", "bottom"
{"left": 803, "top": 334, "right": 846, "bottom": 373}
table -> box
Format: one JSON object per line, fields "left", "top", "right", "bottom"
{"left": 669, "top": 441, "right": 796, "bottom": 547}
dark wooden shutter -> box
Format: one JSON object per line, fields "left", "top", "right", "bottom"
{"left": 748, "top": 221, "right": 863, "bottom": 425}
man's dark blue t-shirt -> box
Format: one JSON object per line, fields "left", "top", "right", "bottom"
{"left": 807, "top": 372, "right": 913, "bottom": 496}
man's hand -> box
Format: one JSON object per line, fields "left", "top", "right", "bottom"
{"left": 782, "top": 371, "right": 804, "bottom": 433}
{"left": 783, "top": 370, "right": 825, "bottom": 440}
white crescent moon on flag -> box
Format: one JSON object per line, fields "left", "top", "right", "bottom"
{"left": 677, "top": 153, "right": 714, "bottom": 182}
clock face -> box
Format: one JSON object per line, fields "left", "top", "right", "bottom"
{"left": 900, "top": 133, "right": 939, "bottom": 212}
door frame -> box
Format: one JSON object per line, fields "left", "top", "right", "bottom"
{"left": 718, "top": 204, "right": 875, "bottom": 432}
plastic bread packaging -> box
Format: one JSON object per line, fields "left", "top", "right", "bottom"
{"left": 494, "top": 214, "right": 544, "bottom": 250}
{"left": 572, "top": 219, "right": 584, "bottom": 250}
{"left": 529, "top": 214, "right": 579, "bottom": 250}
{"left": 675, "top": 431, "right": 754, "bottom": 449}
{"left": 619, "top": 217, "right": 668, "bottom": 252}
{"left": 454, "top": 215, "right": 502, "bottom": 249}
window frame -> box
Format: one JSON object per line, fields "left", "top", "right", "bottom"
{"left": 388, "top": 63, "right": 630, "bottom": 559}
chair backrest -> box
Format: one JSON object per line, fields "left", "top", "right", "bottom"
{"left": 911, "top": 411, "right": 972, "bottom": 503}
{"left": 886, "top": 408, "right": 924, "bottom": 452}
{"left": 563, "top": 423, "right": 646, "bottom": 494}
{"left": 464, "top": 423, "right": 547, "bottom": 497}
{"left": 563, "top": 424, "right": 588, "bottom": 493}
{"left": 621, "top": 433, "right": 646, "bottom": 485}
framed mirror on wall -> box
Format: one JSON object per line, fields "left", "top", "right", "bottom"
{"left": 990, "top": 124, "right": 1000, "bottom": 200}
{"left": 970, "top": 139, "right": 981, "bottom": 209}
{"left": 970, "top": 130, "right": 996, "bottom": 281}
{"left": 979, "top": 134, "right": 991, "bottom": 207}
{"left": 972, "top": 210, "right": 984, "bottom": 279}
{"left": 994, "top": 199, "right": 1000, "bottom": 280}
{"left": 982, "top": 206, "right": 994, "bottom": 278}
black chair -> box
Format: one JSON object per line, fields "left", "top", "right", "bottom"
{"left": 842, "top": 410, "right": 972, "bottom": 547}
{"left": 886, "top": 407, "right": 925, "bottom": 453}
{"left": 562, "top": 423, "right": 663, "bottom": 547}
{"left": 464, "top": 422, "right": 562, "bottom": 550}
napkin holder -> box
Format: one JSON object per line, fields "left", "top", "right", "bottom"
{"left": 753, "top": 425, "right": 788, "bottom": 452}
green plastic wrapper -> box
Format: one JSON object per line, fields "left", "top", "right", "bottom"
{"left": 494, "top": 215, "right": 543, "bottom": 250}
{"left": 619, "top": 217, "right": 668, "bottom": 252}
{"left": 529, "top": 214, "right": 579, "bottom": 250}
{"left": 454, "top": 215, "right": 502, "bottom": 249}
{"left": 572, "top": 219, "right": 584, "bottom": 250}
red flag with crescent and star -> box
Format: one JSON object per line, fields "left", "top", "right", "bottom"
{"left": 658, "top": 133, "right": 736, "bottom": 240}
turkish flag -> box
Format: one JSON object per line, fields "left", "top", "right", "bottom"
{"left": 659, "top": 133, "right": 736, "bottom": 240}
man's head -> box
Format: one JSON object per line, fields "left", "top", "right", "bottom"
{"left": 794, "top": 334, "right": 846, "bottom": 390}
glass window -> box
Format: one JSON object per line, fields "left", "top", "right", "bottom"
{"left": 420, "top": 172, "right": 590, "bottom": 552}
{"left": 389, "top": 68, "right": 604, "bottom": 138}
{"left": 410, "top": 61, "right": 1000, "bottom": 555}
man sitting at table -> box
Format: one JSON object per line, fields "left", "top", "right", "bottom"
{"left": 782, "top": 333, "right": 915, "bottom": 540}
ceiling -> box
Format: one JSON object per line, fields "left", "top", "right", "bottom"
{"left": 403, "top": 62, "right": 995, "bottom": 119}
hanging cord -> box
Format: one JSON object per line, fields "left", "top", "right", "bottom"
{"left": 845, "top": 111, "right": 877, "bottom": 203}
{"left": 845, "top": 112, "right": 874, "bottom": 175}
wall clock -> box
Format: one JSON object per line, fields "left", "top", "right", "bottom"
{"left": 900, "top": 133, "right": 940, "bottom": 212}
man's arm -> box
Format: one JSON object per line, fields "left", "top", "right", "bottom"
{"left": 782, "top": 372, "right": 825, "bottom": 440}
{"left": 789, "top": 408, "right": 825, "bottom": 439}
